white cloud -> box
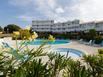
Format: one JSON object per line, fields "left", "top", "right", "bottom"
{"left": 75, "top": 0, "right": 103, "bottom": 21}
{"left": 55, "top": 7, "right": 64, "bottom": 14}
{"left": 9, "top": 0, "right": 103, "bottom": 22}
{"left": 34, "top": 0, "right": 69, "bottom": 22}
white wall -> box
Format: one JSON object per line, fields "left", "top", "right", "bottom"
{"left": 32, "top": 20, "right": 103, "bottom": 33}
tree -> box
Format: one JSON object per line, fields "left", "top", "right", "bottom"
{"left": 0, "top": 26, "right": 3, "bottom": 32}
{"left": 4, "top": 24, "right": 21, "bottom": 33}
{"left": 88, "top": 29, "right": 97, "bottom": 40}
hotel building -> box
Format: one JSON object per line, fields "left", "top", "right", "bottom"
{"left": 32, "top": 20, "right": 103, "bottom": 33}
{"left": 32, "top": 20, "right": 54, "bottom": 32}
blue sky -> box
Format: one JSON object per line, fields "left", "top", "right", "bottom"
{"left": 0, "top": 0, "right": 103, "bottom": 28}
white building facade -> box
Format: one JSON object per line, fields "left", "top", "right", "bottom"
{"left": 32, "top": 20, "right": 54, "bottom": 32}
{"left": 95, "top": 21, "right": 103, "bottom": 32}
{"left": 32, "top": 20, "right": 103, "bottom": 33}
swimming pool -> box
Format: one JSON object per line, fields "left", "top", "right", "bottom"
{"left": 27, "top": 39, "right": 70, "bottom": 45}
{"left": 52, "top": 48, "right": 85, "bottom": 58}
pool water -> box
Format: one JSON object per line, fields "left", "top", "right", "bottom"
{"left": 53, "top": 48, "right": 85, "bottom": 58}
{"left": 27, "top": 39, "right": 70, "bottom": 45}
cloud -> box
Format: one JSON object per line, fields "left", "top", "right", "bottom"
{"left": 55, "top": 7, "right": 64, "bottom": 14}
{"left": 75, "top": 0, "right": 103, "bottom": 21}
{"left": 34, "top": 0, "right": 76, "bottom": 22}
{"left": 9, "top": 0, "right": 103, "bottom": 22}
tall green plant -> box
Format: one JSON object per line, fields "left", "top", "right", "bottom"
{"left": 13, "top": 59, "right": 51, "bottom": 77}
{"left": 83, "top": 55, "right": 103, "bottom": 77}
{"left": 0, "top": 40, "right": 47, "bottom": 77}
{"left": 63, "top": 59, "right": 88, "bottom": 77}
{"left": 0, "top": 40, "right": 103, "bottom": 77}
{"left": 47, "top": 53, "right": 69, "bottom": 77}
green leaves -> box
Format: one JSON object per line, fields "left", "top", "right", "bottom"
{"left": 83, "top": 55, "right": 103, "bottom": 77}
{"left": 64, "top": 59, "right": 88, "bottom": 77}
{"left": 14, "top": 59, "right": 51, "bottom": 77}
{"left": 47, "top": 53, "right": 70, "bottom": 77}
{"left": 4, "top": 24, "right": 21, "bottom": 33}
{"left": 0, "top": 40, "right": 47, "bottom": 77}
{"left": 0, "top": 40, "right": 103, "bottom": 77}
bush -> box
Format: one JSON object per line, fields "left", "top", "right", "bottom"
{"left": 19, "top": 29, "right": 31, "bottom": 40}
{"left": 0, "top": 41, "right": 103, "bottom": 77}
{"left": 98, "top": 49, "right": 103, "bottom": 54}
{"left": 13, "top": 29, "right": 32, "bottom": 40}
{"left": 37, "top": 32, "right": 78, "bottom": 39}
{"left": 95, "top": 36, "right": 103, "bottom": 44}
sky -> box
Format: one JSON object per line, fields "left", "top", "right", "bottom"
{"left": 0, "top": 0, "right": 103, "bottom": 28}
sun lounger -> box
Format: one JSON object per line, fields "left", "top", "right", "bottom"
{"left": 84, "top": 40, "right": 92, "bottom": 45}
{"left": 100, "top": 40, "right": 103, "bottom": 46}
{"left": 92, "top": 40, "right": 103, "bottom": 47}
{"left": 78, "top": 39, "right": 83, "bottom": 43}
{"left": 78, "top": 39, "right": 83, "bottom": 42}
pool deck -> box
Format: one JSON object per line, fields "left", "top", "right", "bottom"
{"left": 1, "top": 38, "right": 102, "bottom": 77}
{"left": 2, "top": 37, "right": 103, "bottom": 55}
{"left": 0, "top": 37, "right": 103, "bottom": 63}
{"left": 50, "top": 40, "right": 103, "bottom": 55}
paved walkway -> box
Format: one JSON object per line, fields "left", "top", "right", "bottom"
{"left": 51, "top": 40, "right": 103, "bottom": 55}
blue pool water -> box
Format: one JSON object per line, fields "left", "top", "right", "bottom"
{"left": 27, "top": 39, "right": 70, "bottom": 45}
{"left": 53, "top": 48, "right": 85, "bottom": 58}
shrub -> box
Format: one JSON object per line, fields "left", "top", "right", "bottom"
{"left": 95, "top": 36, "right": 103, "bottom": 44}
{"left": 98, "top": 49, "right": 103, "bottom": 54}
{"left": 19, "top": 29, "right": 31, "bottom": 40}
{"left": 0, "top": 40, "right": 103, "bottom": 77}
{"left": 48, "top": 34, "right": 55, "bottom": 41}
{"left": 12, "top": 29, "right": 37, "bottom": 40}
